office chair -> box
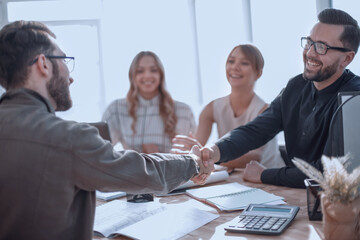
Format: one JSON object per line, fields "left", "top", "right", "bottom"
{"left": 329, "top": 91, "right": 360, "bottom": 173}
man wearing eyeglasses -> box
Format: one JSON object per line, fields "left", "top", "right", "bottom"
{"left": 200, "top": 8, "right": 360, "bottom": 188}
{"left": 0, "top": 21, "right": 213, "bottom": 240}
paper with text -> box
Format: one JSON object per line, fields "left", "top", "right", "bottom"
{"left": 93, "top": 200, "right": 219, "bottom": 239}
{"left": 93, "top": 200, "right": 166, "bottom": 237}
{"left": 119, "top": 205, "right": 219, "bottom": 240}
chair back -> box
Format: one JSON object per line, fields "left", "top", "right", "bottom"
{"left": 88, "top": 122, "right": 111, "bottom": 142}
{"left": 331, "top": 91, "right": 360, "bottom": 173}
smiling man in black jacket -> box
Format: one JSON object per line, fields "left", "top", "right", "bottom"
{"left": 200, "top": 8, "right": 360, "bottom": 188}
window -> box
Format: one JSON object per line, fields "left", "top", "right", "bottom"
{"left": 2, "top": 0, "right": 359, "bottom": 138}
{"left": 252, "top": 0, "right": 317, "bottom": 103}
{"left": 6, "top": 0, "right": 104, "bottom": 122}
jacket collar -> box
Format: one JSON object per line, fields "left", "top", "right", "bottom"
{"left": 310, "top": 69, "right": 355, "bottom": 101}
{"left": 0, "top": 88, "right": 55, "bottom": 114}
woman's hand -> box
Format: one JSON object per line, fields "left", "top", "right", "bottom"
{"left": 171, "top": 133, "right": 202, "bottom": 154}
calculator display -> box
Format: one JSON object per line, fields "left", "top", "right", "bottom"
{"left": 251, "top": 207, "right": 291, "bottom": 213}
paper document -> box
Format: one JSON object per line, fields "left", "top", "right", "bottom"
{"left": 93, "top": 200, "right": 219, "bottom": 239}
{"left": 94, "top": 200, "right": 165, "bottom": 238}
{"left": 186, "top": 182, "right": 285, "bottom": 211}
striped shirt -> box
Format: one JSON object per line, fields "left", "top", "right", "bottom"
{"left": 102, "top": 95, "right": 196, "bottom": 153}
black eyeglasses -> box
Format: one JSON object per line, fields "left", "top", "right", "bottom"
{"left": 301, "top": 37, "right": 353, "bottom": 55}
{"left": 29, "top": 55, "right": 75, "bottom": 73}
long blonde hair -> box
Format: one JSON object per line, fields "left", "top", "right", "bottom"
{"left": 127, "top": 51, "right": 177, "bottom": 138}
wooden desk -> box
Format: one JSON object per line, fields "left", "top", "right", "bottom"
{"left": 94, "top": 169, "right": 324, "bottom": 240}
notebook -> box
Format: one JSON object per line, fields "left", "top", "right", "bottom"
{"left": 186, "top": 182, "right": 285, "bottom": 211}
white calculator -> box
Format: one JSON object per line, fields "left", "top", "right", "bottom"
{"left": 224, "top": 204, "right": 299, "bottom": 235}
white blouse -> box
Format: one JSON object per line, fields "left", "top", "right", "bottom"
{"left": 213, "top": 94, "right": 285, "bottom": 168}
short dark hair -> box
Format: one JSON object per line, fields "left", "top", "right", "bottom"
{"left": 0, "top": 21, "right": 56, "bottom": 89}
{"left": 318, "top": 8, "right": 360, "bottom": 54}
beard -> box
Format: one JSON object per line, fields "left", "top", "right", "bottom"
{"left": 46, "top": 61, "right": 72, "bottom": 111}
{"left": 303, "top": 57, "right": 339, "bottom": 83}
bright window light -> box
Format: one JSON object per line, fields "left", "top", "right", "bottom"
{"left": 7, "top": 0, "right": 101, "bottom": 22}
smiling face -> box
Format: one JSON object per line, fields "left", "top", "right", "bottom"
{"left": 226, "top": 47, "right": 260, "bottom": 90}
{"left": 133, "top": 55, "right": 161, "bottom": 99}
{"left": 302, "top": 23, "right": 351, "bottom": 88}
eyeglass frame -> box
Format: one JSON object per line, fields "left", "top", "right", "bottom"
{"left": 29, "top": 55, "right": 75, "bottom": 73}
{"left": 301, "top": 37, "right": 353, "bottom": 55}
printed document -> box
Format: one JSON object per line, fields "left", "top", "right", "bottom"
{"left": 93, "top": 200, "right": 218, "bottom": 239}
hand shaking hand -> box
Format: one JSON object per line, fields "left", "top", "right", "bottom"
{"left": 189, "top": 145, "right": 216, "bottom": 185}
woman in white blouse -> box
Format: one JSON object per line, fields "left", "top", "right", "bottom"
{"left": 102, "top": 51, "right": 195, "bottom": 153}
{"left": 172, "top": 44, "right": 284, "bottom": 169}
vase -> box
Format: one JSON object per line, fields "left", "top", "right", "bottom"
{"left": 321, "top": 194, "right": 360, "bottom": 240}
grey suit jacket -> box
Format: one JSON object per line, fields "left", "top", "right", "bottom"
{"left": 0, "top": 88, "right": 198, "bottom": 240}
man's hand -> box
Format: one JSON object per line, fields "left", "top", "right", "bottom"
{"left": 200, "top": 144, "right": 220, "bottom": 168}
{"left": 171, "top": 133, "right": 202, "bottom": 154}
{"left": 189, "top": 145, "right": 215, "bottom": 185}
{"left": 243, "top": 160, "right": 265, "bottom": 183}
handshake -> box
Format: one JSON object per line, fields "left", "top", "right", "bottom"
{"left": 176, "top": 142, "right": 220, "bottom": 185}
{"left": 171, "top": 134, "right": 221, "bottom": 185}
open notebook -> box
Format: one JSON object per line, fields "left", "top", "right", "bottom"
{"left": 186, "top": 182, "right": 285, "bottom": 211}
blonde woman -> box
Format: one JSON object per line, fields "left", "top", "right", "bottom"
{"left": 102, "top": 51, "right": 196, "bottom": 153}
{"left": 172, "top": 44, "right": 284, "bottom": 169}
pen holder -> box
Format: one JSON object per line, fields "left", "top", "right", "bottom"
{"left": 126, "top": 193, "right": 154, "bottom": 203}
{"left": 304, "top": 179, "right": 323, "bottom": 221}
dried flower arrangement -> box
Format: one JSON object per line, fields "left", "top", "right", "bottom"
{"left": 292, "top": 155, "right": 360, "bottom": 204}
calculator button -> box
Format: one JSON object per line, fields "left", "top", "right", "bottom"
{"left": 236, "top": 223, "right": 247, "bottom": 228}
{"left": 262, "top": 224, "right": 273, "bottom": 230}
{"left": 253, "top": 224, "right": 263, "bottom": 229}
{"left": 246, "top": 223, "right": 256, "bottom": 228}
{"left": 269, "top": 217, "right": 279, "bottom": 222}
{"left": 236, "top": 221, "right": 247, "bottom": 228}
{"left": 271, "top": 224, "right": 282, "bottom": 231}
